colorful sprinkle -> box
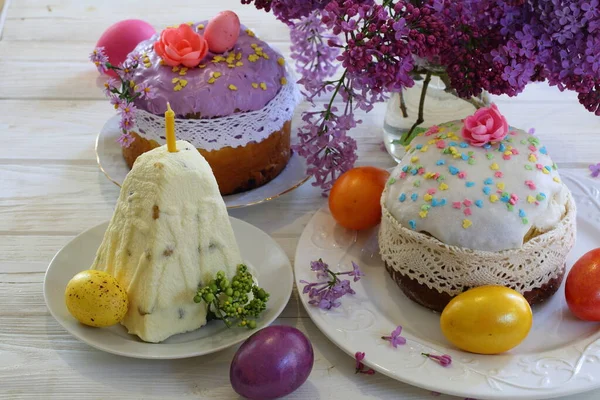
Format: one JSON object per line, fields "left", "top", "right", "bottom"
{"left": 388, "top": 178, "right": 397, "bottom": 185}
{"left": 436, "top": 140, "right": 446, "bottom": 149}
{"left": 463, "top": 199, "right": 473, "bottom": 207}
{"left": 497, "top": 182, "right": 506, "bottom": 191}
{"left": 468, "top": 159, "right": 476, "bottom": 165}
{"left": 486, "top": 153, "right": 494, "bottom": 160}
{"left": 527, "top": 195, "right": 536, "bottom": 204}
{"left": 439, "top": 183, "right": 449, "bottom": 191}
{"left": 419, "top": 211, "right": 429, "bottom": 219}
{"left": 461, "top": 154, "right": 469, "bottom": 161}
{"left": 490, "top": 162, "right": 500, "bottom": 170}
{"left": 436, "top": 159, "right": 446, "bottom": 166}
{"left": 539, "top": 146, "right": 548, "bottom": 155}
{"left": 494, "top": 171, "right": 504, "bottom": 178}
{"left": 537, "top": 193, "right": 547, "bottom": 201}
{"left": 399, "top": 193, "right": 406, "bottom": 202}
{"left": 416, "top": 144, "right": 423, "bottom": 150}
{"left": 522, "top": 217, "right": 529, "bottom": 224}
{"left": 414, "top": 180, "right": 421, "bottom": 187}
{"left": 409, "top": 220, "right": 416, "bottom": 230}
{"left": 424, "top": 194, "right": 433, "bottom": 202}
{"left": 464, "top": 208, "right": 472, "bottom": 216}
{"left": 411, "top": 156, "right": 419, "bottom": 163}
{"left": 499, "top": 143, "right": 506, "bottom": 152}
{"left": 525, "top": 164, "right": 534, "bottom": 171}
{"left": 519, "top": 209, "right": 526, "bottom": 218}
{"left": 426, "top": 188, "right": 437, "bottom": 195}
{"left": 529, "top": 153, "right": 538, "bottom": 162}
{"left": 483, "top": 186, "right": 491, "bottom": 195}
{"left": 507, "top": 204, "right": 515, "bottom": 211}
{"left": 459, "top": 142, "right": 469, "bottom": 148}
{"left": 449, "top": 166, "right": 460, "bottom": 175}
{"left": 453, "top": 201, "right": 462, "bottom": 209}
{"left": 475, "top": 200, "right": 484, "bottom": 208}
{"left": 402, "top": 165, "right": 410, "bottom": 172}
{"left": 458, "top": 171, "right": 466, "bottom": 179}
{"left": 553, "top": 177, "right": 561, "bottom": 183}
{"left": 466, "top": 181, "right": 475, "bottom": 188}
{"left": 490, "top": 194, "right": 499, "bottom": 203}
{"left": 411, "top": 193, "right": 419, "bottom": 202}
{"left": 525, "top": 180, "right": 536, "bottom": 190}
{"left": 462, "top": 219, "right": 472, "bottom": 229}
{"left": 484, "top": 178, "right": 493, "bottom": 185}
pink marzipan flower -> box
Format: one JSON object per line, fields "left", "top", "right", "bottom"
{"left": 461, "top": 104, "right": 508, "bottom": 147}
{"left": 154, "top": 24, "right": 208, "bottom": 68}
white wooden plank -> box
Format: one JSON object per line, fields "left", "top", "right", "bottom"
{"left": 2, "top": 0, "right": 291, "bottom": 43}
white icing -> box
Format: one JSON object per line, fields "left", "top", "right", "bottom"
{"left": 384, "top": 122, "right": 568, "bottom": 252}
{"left": 92, "top": 140, "right": 242, "bottom": 343}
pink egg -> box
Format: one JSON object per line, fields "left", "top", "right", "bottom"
{"left": 204, "top": 11, "right": 241, "bottom": 54}
{"left": 96, "top": 19, "right": 156, "bottom": 77}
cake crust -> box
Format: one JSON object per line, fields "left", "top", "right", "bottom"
{"left": 385, "top": 262, "right": 565, "bottom": 312}
{"left": 123, "top": 121, "right": 292, "bottom": 195}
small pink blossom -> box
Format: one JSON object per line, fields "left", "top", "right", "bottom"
{"left": 422, "top": 352, "right": 452, "bottom": 367}
{"left": 461, "top": 104, "right": 508, "bottom": 147}
{"left": 354, "top": 352, "right": 375, "bottom": 375}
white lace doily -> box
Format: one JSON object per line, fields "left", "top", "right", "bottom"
{"left": 134, "top": 72, "right": 302, "bottom": 151}
{"left": 379, "top": 188, "right": 577, "bottom": 296}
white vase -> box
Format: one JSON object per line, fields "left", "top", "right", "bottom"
{"left": 382, "top": 75, "right": 489, "bottom": 162}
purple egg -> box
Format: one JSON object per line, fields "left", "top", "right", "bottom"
{"left": 230, "top": 326, "right": 314, "bottom": 400}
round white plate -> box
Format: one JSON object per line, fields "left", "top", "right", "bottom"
{"left": 294, "top": 170, "right": 600, "bottom": 400}
{"left": 95, "top": 115, "right": 310, "bottom": 209}
{"left": 44, "top": 217, "right": 293, "bottom": 359}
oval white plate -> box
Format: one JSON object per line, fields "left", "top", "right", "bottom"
{"left": 294, "top": 170, "right": 600, "bottom": 400}
{"left": 44, "top": 217, "right": 293, "bottom": 359}
{"left": 95, "top": 115, "right": 310, "bottom": 209}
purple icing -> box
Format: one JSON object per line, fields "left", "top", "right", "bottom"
{"left": 129, "top": 22, "right": 286, "bottom": 118}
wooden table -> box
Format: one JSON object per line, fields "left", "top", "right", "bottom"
{"left": 1, "top": 1, "right": 598, "bottom": 399}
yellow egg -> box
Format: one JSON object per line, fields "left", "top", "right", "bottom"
{"left": 64, "top": 270, "right": 128, "bottom": 327}
{"left": 440, "top": 286, "right": 532, "bottom": 355}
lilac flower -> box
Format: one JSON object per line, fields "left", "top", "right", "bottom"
{"left": 117, "top": 132, "right": 135, "bottom": 148}
{"left": 301, "top": 259, "right": 363, "bottom": 310}
{"left": 348, "top": 261, "right": 364, "bottom": 282}
{"left": 354, "top": 351, "right": 375, "bottom": 375}
{"left": 422, "top": 353, "right": 452, "bottom": 367}
{"left": 242, "top": 0, "right": 328, "bottom": 24}
{"left": 310, "top": 259, "right": 329, "bottom": 279}
{"left": 381, "top": 326, "right": 407, "bottom": 348}
{"left": 89, "top": 47, "right": 109, "bottom": 73}
{"left": 290, "top": 11, "right": 340, "bottom": 95}
{"left": 242, "top": 0, "right": 600, "bottom": 191}
{"left": 134, "top": 82, "right": 157, "bottom": 100}
{"left": 590, "top": 163, "right": 600, "bottom": 178}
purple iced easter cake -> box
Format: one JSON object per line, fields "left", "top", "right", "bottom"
{"left": 124, "top": 16, "right": 298, "bottom": 195}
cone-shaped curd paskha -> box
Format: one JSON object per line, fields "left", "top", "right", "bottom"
{"left": 91, "top": 140, "right": 242, "bottom": 343}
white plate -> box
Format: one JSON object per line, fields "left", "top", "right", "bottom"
{"left": 95, "top": 115, "right": 310, "bottom": 209}
{"left": 294, "top": 170, "right": 600, "bottom": 400}
{"left": 44, "top": 217, "right": 293, "bottom": 359}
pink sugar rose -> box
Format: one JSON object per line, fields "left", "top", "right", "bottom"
{"left": 461, "top": 104, "right": 509, "bottom": 147}
{"left": 154, "top": 24, "right": 208, "bottom": 68}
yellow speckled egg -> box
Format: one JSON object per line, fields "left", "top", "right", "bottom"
{"left": 64, "top": 270, "right": 128, "bottom": 327}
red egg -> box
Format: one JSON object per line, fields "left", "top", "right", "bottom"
{"left": 204, "top": 11, "right": 241, "bottom": 54}
{"left": 96, "top": 19, "right": 156, "bottom": 77}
